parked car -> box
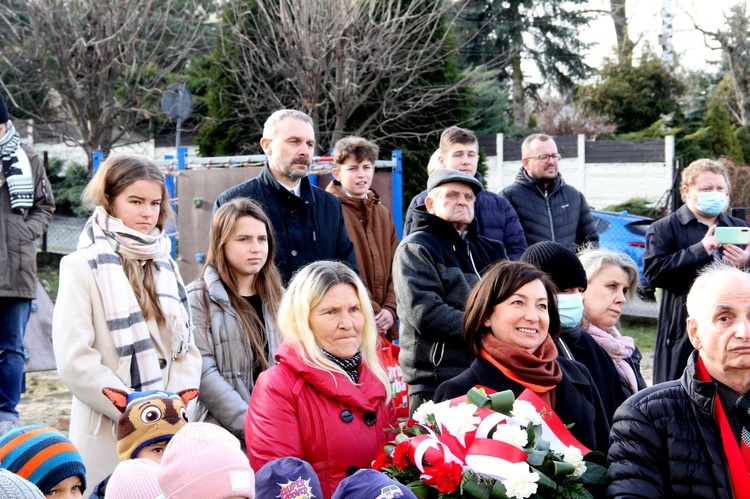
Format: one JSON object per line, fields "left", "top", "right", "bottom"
{"left": 591, "top": 210, "right": 655, "bottom": 295}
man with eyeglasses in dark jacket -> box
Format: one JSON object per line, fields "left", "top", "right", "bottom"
{"left": 501, "top": 133, "right": 598, "bottom": 251}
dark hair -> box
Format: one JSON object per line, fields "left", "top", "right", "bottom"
{"left": 464, "top": 260, "right": 561, "bottom": 358}
{"left": 333, "top": 136, "right": 379, "bottom": 166}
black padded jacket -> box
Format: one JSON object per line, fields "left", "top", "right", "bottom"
{"left": 501, "top": 167, "right": 598, "bottom": 251}
{"left": 607, "top": 352, "right": 733, "bottom": 499}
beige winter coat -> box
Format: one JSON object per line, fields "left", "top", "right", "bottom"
{"left": 52, "top": 251, "right": 202, "bottom": 495}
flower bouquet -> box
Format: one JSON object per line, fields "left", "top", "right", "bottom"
{"left": 372, "top": 386, "right": 607, "bottom": 499}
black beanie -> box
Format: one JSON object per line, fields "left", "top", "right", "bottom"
{"left": 521, "top": 241, "right": 587, "bottom": 292}
{"left": 0, "top": 93, "right": 9, "bottom": 124}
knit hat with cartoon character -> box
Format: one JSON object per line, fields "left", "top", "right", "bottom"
{"left": 102, "top": 387, "right": 199, "bottom": 461}
{"left": 254, "top": 457, "right": 323, "bottom": 499}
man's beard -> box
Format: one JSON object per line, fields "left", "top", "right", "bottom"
{"left": 274, "top": 158, "right": 310, "bottom": 179}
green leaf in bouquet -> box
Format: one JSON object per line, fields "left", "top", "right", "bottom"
{"left": 578, "top": 461, "right": 608, "bottom": 485}
{"left": 467, "top": 387, "right": 517, "bottom": 414}
{"left": 526, "top": 448, "right": 548, "bottom": 466}
{"left": 529, "top": 423, "right": 543, "bottom": 444}
{"left": 395, "top": 433, "right": 411, "bottom": 445}
{"left": 488, "top": 390, "right": 516, "bottom": 413}
{"left": 406, "top": 480, "right": 432, "bottom": 499}
{"left": 582, "top": 451, "right": 607, "bottom": 467}
{"left": 557, "top": 481, "right": 594, "bottom": 499}
{"left": 531, "top": 468, "right": 559, "bottom": 491}
{"left": 543, "top": 460, "right": 576, "bottom": 478}
{"left": 461, "top": 470, "right": 509, "bottom": 499}
{"left": 467, "top": 387, "right": 491, "bottom": 408}
{"left": 534, "top": 437, "right": 550, "bottom": 453}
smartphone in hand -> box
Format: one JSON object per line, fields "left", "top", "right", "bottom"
{"left": 715, "top": 226, "right": 750, "bottom": 245}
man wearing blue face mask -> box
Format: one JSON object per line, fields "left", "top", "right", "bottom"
{"left": 645, "top": 158, "right": 750, "bottom": 384}
{"left": 522, "top": 241, "right": 622, "bottom": 424}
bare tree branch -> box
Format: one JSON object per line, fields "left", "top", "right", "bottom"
{"left": 217, "top": 0, "right": 490, "bottom": 151}
{"left": 0, "top": 0, "right": 212, "bottom": 166}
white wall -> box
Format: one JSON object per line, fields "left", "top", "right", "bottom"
{"left": 24, "top": 137, "right": 200, "bottom": 171}
{"left": 485, "top": 134, "right": 675, "bottom": 211}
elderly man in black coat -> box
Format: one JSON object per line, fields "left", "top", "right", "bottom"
{"left": 608, "top": 262, "right": 750, "bottom": 499}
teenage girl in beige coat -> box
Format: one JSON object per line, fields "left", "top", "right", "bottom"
{"left": 52, "top": 155, "right": 201, "bottom": 494}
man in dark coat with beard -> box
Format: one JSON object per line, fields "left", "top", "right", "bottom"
{"left": 214, "top": 110, "right": 357, "bottom": 284}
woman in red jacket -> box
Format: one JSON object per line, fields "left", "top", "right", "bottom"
{"left": 245, "top": 260, "right": 397, "bottom": 498}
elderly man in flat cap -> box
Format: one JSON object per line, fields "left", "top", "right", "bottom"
{"left": 393, "top": 169, "right": 507, "bottom": 414}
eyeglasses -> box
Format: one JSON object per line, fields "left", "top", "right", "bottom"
{"left": 525, "top": 154, "right": 562, "bottom": 161}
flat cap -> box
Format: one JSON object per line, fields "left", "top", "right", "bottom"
{"left": 427, "top": 169, "right": 483, "bottom": 195}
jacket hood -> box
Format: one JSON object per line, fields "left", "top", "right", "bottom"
{"left": 274, "top": 341, "right": 387, "bottom": 411}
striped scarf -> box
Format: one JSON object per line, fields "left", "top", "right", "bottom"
{"left": 0, "top": 121, "right": 33, "bottom": 213}
{"left": 78, "top": 206, "right": 192, "bottom": 391}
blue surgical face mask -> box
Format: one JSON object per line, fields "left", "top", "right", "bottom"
{"left": 696, "top": 191, "right": 728, "bottom": 216}
{"left": 556, "top": 293, "right": 584, "bottom": 329}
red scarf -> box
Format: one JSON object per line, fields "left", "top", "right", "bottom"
{"left": 480, "top": 334, "right": 562, "bottom": 407}
{"left": 695, "top": 356, "right": 750, "bottom": 499}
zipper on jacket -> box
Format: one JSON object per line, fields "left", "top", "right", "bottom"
{"left": 544, "top": 191, "right": 556, "bottom": 241}
{"left": 467, "top": 243, "right": 480, "bottom": 277}
{"left": 431, "top": 341, "right": 445, "bottom": 369}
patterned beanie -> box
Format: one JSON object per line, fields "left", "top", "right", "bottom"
{"left": 157, "top": 422, "right": 255, "bottom": 499}
{"left": 521, "top": 241, "right": 588, "bottom": 292}
{"left": 103, "top": 387, "right": 198, "bottom": 461}
{"left": 254, "top": 457, "right": 323, "bottom": 499}
{"left": 332, "top": 469, "right": 417, "bottom": 499}
{"left": 0, "top": 468, "right": 44, "bottom": 499}
{"left": 0, "top": 426, "right": 86, "bottom": 494}
{"left": 105, "top": 458, "right": 161, "bottom": 499}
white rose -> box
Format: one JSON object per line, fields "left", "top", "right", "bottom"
{"left": 563, "top": 445, "right": 587, "bottom": 477}
{"left": 491, "top": 423, "right": 528, "bottom": 448}
{"left": 510, "top": 400, "right": 543, "bottom": 426}
{"left": 412, "top": 400, "right": 437, "bottom": 426}
{"left": 501, "top": 463, "right": 539, "bottom": 499}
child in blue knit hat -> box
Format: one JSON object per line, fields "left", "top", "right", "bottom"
{"left": 0, "top": 425, "right": 86, "bottom": 498}
{"left": 332, "top": 469, "right": 417, "bottom": 499}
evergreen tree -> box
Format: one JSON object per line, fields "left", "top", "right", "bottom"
{"left": 580, "top": 51, "right": 684, "bottom": 134}
{"left": 704, "top": 101, "right": 744, "bottom": 164}
{"left": 455, "top": 0, "right": 593, "bottom": 130}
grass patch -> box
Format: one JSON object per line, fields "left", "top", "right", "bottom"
{"left": 36, "top": 253, "right": 62, "bottom": 302}
{"left": 619, "top": 316, "right": 657, "bottom": 352}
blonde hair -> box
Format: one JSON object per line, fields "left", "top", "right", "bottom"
{"left": 278, "top": 261, "right": 391, "bottom": 400}
{"left": 680, "top": 158, "right": 731, "bottom": 201}
{"left": 201, "top": 198, "right": 283, "bottom": 373}
{"left": 578, "top": 247, "right": 639, "bottom": 302}
{"left": 427, "top": 149, "right": 442, "bottom": 176}
{"left": 82, "top": 154, "right": 174, "bottom": 321}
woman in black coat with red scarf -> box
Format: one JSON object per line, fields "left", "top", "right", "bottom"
{"left": 434, "top": 261, "right": 611, "bottom": 453}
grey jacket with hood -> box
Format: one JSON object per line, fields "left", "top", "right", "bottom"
{"left": 187, "top": 266, "right": 280, "bottom": 440}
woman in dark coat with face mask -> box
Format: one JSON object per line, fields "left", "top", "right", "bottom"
{"left": 521, "top": 241, "right": 623, "bottom": 424}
